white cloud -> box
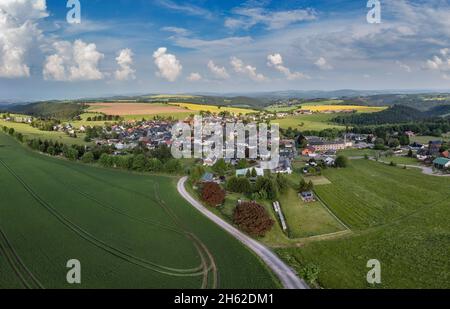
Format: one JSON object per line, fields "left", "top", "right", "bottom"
{"left": 314, "top": 57, "right": 333, "bottom": 70}
{"left": 226, "top": 7, "right": 316, "bottom": 30}
{"left": 170, "top": 36, "right": 252, "bottom": 51}
{"left": 424, "top": 49, "right": 450, "bottom": 75}
{"left": 156, "top": 0, "right": 212, "bottom": 19}
{"left": 267, "top": 53, "right": 309, "bottom": 80}
{"left": 43, "top": 40, "right": 104, "bottom": 81}
{"left": 153, "top": 47, "right": 182, "bottom": 82}
{"left": 162, "top": 26, "right": 190, "bottom": 36}
{"left": 115, "top": 48, "right": 136, "bottom": 81}
{"left": 230, "top": 57, "right": 266, "bottom": 82}
{"left": 207, "top": 60, "right": 229, "bottom": 79}
{"left": 0, "top": 0, "right": 48, "bottom": 78}
{"left": 187, "top": 72, "right": 202, "bottom": 81}
{"left": 396, "top": 60, "right": 412, "bottom": 72}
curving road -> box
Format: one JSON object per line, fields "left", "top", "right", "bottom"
{"left": 177, "top": 177, "right": 309, "bottom": 289}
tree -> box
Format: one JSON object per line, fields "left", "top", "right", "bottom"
{"left": 66, "top": 147, "right": 79, "bottom": 161}
{"left": 212, "top": 158, "right": 227, "bottom": 176}
{"left": 132, "top": 154, "right": 147, "bottom": 171}
{"left": 388, "top": 138, "right": 400, "bottom": 148}
{"left": 374, "top": 138, "right": 385, "bottom": 150}
{"left": 190, "top": 165, "right": 205, "bottom": 183}
{"left": 407, "top": 149, "right": 414, "bottom": 158}
{"left": 8, "top": 128, "right": 14, "bottom": 135}
{"left": 81, "top": 152, "right": 95, "bottom": 164}
{"left": 251, "top": 168, "right": 257, "bottom": 178}
{"left": 99, "top": 153, "right": 113, "bottom": 168}
{"left": 254, "top": 176, "right": 279, "bottom": 200}
{"left": 335, "top": 155, "right": 348, "bottom": 168}
{"left": 164, "top": 159, "right": 182, "bottom": 174}
{"left": 245, "top": 169, "right": 251, "bottom": 178}
{"left": 233, "top": 202, "right": 274, "bottom": 237}
{"left": 201, "top": 182, "right": 225, "bottom": 207}
{"left": 236, "top": 159, "right": 248, "bottom": 169}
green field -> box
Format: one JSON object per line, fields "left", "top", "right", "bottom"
{"left": 277, "top": 160, "right": 450, "bottom": 288}
{"left": 0, "top": 133, "right": 279, "bottom": 289}
{"left": 272, "top": 113, "right": 345, "bottom": 131}
{"left": 279, "top": 188, "right": 345, "bottom": 238}
{"left": 0, "top": 118, "right": 88, "bottom": 146}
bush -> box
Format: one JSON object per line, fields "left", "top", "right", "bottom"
{"left": 81, "top": 152, "right": 95, "bottom": 164}
{"left": 132, "top": 154, "right": 147, "bottom": 171}
{"left": 335, "top": 155, "right": 349, "bottom": 168}
{"left": 201, "top": 182, "right": 225, "bottom": 207}
{"left": 233, "top": 202, "right": 274, "bottom": 237}
{"left": 164, "top": 159, "right": 182, "bottom": 174}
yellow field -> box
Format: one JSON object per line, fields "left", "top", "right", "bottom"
{"left": 169, "top": 103, "right": 256, "bottom": 115}
{"left": 304, "top": 105, "right": 387, "bottom": 113}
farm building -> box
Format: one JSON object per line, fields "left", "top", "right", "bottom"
{"left": 433, "top": 157, "right": 450, "bottom": 170}
{"left": 299, "top": 191, "right": 315, "bottom": 202}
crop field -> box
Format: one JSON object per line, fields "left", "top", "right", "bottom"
{"left": 315, "top": 160, "right": 449, "bottom": 229}
{"left": 272, "top": 113, "right": 345, "bottom": 130}
{"left": 277, "top": 159, "right": 450, "bottom": 288}
{"left": 87, "top": 103, "right": 189, "bottom": 116}
{"left": 0, "top": 134, "right": 278, "bottom": 289}
{"left": 169, "top": 103, "right": 257, "bottom": 115}
{"left": 304, "top": 105, "right": 386, "bottom": 113}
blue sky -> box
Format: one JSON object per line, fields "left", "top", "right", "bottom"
{"left": 0, "top": 0, "right": 450, "bottom": 101}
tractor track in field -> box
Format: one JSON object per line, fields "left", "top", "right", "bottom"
{"left": 57, "top": 178, "right": 217, "bottom": 288}
{"left": 0, "top": 158, "right": 208, "bottom": 278}
{"left": 0, "top": 227, "right": 44, "bottom": 289}
{"left": 42, "top": 160, "right": 218, "bottom": 288}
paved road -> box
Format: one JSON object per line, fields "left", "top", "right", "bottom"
{"left": 177, "top": 177, "right": 309, "bottom": 289}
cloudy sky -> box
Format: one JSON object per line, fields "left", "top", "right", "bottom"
{"left": 1, "top": 0, "right": 450, "bottom": 101}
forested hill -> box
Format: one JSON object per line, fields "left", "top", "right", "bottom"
{"left": 333, "top": 105, "right": 450, "bottom": 125}
{"left": 9, "top": 102, "right": 85, "bottom": 120}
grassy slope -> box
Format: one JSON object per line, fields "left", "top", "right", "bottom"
{"left": 0, "top": 134, "right": 279, "bottom": 288}
{"left": 273, "top": 113, "right": 344, "bottom": 131}
{"left": 0, "top": 118, "right": 88, "bottom": 146}
{"left": 277, "top": 160, "right": 450, "bottom": 288}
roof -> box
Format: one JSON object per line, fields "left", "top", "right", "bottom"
{"left": 433, "top": 157, "right": 450, "bottom": 165}
{"left": 201, "top": 173, "right": 214, "bottom": 182}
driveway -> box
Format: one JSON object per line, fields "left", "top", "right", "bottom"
{"left": 177, "top": 177, "right": 309, "bottom": 289}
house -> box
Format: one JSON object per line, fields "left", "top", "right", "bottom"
{"left": 274, "top": 157, "right": 292, "bottom": 174}
{"left": 308, "top": 140, "right": 346, "bottom": 152}
{"left": 409, "top": 142, "right": 423, "bottom": 151}
{"left": 405, "top": 131, "right": 416, "bottom": 137}
{"left": 299, "top": 191, "right": 315, "bottom": 202}
{"left": 433, "top": 157, "right": 450, "bottom": 170}
{"left": 323, "top": 157, "right": 336, "bottom": 166}
{"left": 301, "top": 147, "right": 316, "bottom": 156}
{"left": 429, "top": 141, "right": 443, "bottom": 156}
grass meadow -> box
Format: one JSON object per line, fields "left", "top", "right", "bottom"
{"left": 277, "top": 159, "right": 450, "bottom": 288}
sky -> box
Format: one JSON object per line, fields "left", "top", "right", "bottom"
{"left": 1, "top": 0, "right": 450, "bottom": 101}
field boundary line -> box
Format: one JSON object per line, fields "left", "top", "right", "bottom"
{"left": 313, "top": 190, "right": 351, "bottom": 232}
